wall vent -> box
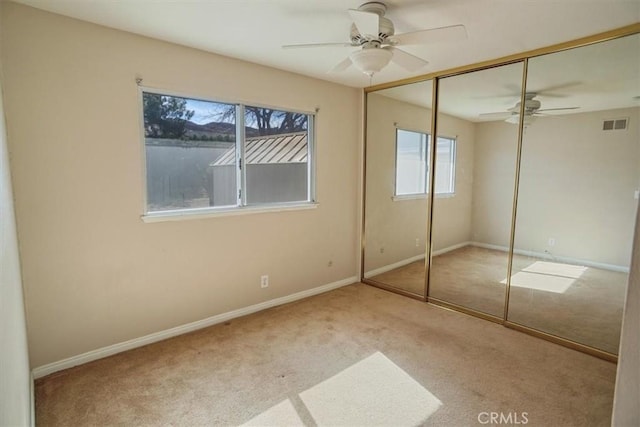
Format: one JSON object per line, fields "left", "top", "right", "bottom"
{"left": 602, "top": 118, "right": 628, "bottom": 131}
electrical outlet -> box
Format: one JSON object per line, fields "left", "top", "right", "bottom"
{"left": 415, "top": 238, "right": 420, "bottom": 247}
{"left": 548, "top": 238, "right": 555, "bottom": 247}
{"left": 260, "top": 275, "right": 269, "bottom": 288}
{"left": 380, "top": 247, "right": 384, "bottom": 254}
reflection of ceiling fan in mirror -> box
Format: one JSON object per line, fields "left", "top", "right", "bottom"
{"left": 480, "top": 92, "right": 580, "bottom": 125}
{"left": 282, "top": 1, "right": 467, "bottom": 77}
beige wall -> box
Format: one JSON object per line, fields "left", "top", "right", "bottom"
{"left": 364, "top": 93, "right": 475, "bottom": 272}
{"left": 474, "top": 108, "right": 639, "bottom": 267}
{"left": 1, "top": 2, "right": 361, "bottom": 368}
{"left": 0, "top": 7, "right": 32, "bottom": 421}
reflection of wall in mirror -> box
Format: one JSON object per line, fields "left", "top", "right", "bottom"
{"left": 473, "top": 107, "right": 639, "bottom": 269}
{"left": 471, "top": 120, "right": 519, "bottom": 248}
{"left": 431, "top": 112, "right": 475, "bottom": 253}
{"left": 365, "top": 93, "right": 475, "bottom": 273}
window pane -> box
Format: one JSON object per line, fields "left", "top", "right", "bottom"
{"left": 243, "top": 106, "right": 310, "bottom": 204}
{"left": 143, "top": 92, "right": 237, "bottom": 212}
{"left": 396, "top": 129, "right": 428, "bottom": 195}
{"left": 435, "top": 137, "right": 455, "bottom": 194}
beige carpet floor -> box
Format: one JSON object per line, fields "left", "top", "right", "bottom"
{"left": 370, "top": 246, "right": 626, "bottom": 353}
{"left": 36, "top": 283, "right": 617, "bottom": 426}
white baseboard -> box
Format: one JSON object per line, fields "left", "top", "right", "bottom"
{"left": 364, "top": 254, "right": 425, "bottom": 278}
{"left": 364, "top": 241, "right": 475, "bottom": 278}
{"left": 32, "top": 276, "right": 358, "bottom": 379}
{"left": 432, "top": 241, "right": 472, "bottom": 257}
{"left": 364, "top": 241, "right": 629, "bottom": 278}
{"left": 469, "top": 242, "right": 508, "bottom": 252}
{"left": 30, "top": 371, "right": 35, "bottom": 427}
{"left": 471, "top": 242, "right": 630, "bottom": 273}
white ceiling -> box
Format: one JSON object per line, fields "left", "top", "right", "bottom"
{"left": 12, "top": 0, "right": 640, "bottom": 89}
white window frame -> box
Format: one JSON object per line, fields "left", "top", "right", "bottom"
{"left": 434, "top": 136, "right": 456, "bottom": 197}
{"left": 392, "top": 128, "right": 456, "bottom": 201}
{"left": 138, "top": 87, "right": 317, "bottom": 222}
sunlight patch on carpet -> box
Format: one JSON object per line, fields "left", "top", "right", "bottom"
{"left": 241, "top": 399, "right": 304, "bottom": 426}
{"left": 522, "top": 261, "right": 587, "bottom": 278}
{"left": 241, "top": 352, "right": 441, "bottom": 426}
{"left": 299, "top": 351, "right": 442, "bottom": 426}
{"left": 502, "top": 261, "right": 587, "bottom": 294}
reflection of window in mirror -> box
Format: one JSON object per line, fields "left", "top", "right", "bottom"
{"left": 393, "top": 128, "right": 456, "bottom": 200}
{"left": 395, "top": 129, "right": 428, "bottom": 196}
{"left": 434, "top": 137, "right": 456, "bottom": 196}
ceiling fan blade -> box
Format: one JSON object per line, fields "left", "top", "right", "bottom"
{"left": 476, "top": 84, "right": 522, "bottom": 99}
{"left": 282, "top": 42, "right": 354, "bottom": 49}
{"left": 531, "top": 93, "right": 569, "bottom": 98}
{"left": 534, "top": 81, "right": 582, "bottom": 96}
{"left": 387, "top": 47, "right": 428, "bottom": 72}
{"left": 329, "top": 57, "right": 353, "bottom": 73}
{"left": 536, "top": 107, "right": 580, "bottom": 112}
{"left": 479, "top": 112, "right": 511, "bottom": 119}
{"left": 348, "top": 9, "right": 379, "bottom": 38}
{"left": 388, "top": 24, "right": 467, "bottom": 46}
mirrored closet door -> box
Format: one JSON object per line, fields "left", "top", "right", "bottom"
{"left": 428, "top": 63, "right": 524, "bottom": 318}
{"left": 507, "top": 34, "right": 640, "bottom": 354}
{"left": 363, "top": 80, "right": 433, "bottom": 297}
{"left": 362, "top": 28, "right": 638, "bottom": 359}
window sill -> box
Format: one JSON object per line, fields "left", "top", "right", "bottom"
{"left": 392, "top": 193, "right": 455, "bottom": 202}
{"left": 141, "top": 202, "right": 319, "bottom": 223}
{"left": 392, "top": 194, "right": 427, "bottom": 201}
{"left": 436, "top": 192, "right": 456, "bottom": 199}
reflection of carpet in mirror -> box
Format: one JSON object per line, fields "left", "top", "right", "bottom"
{"left": 508, "top": 253, "right": 626, "bottom": 355}
{"left": 429, "top": 246, "right": 509, "bottom": 318}
{"left": 371, "top": 245, "right": 627, "bottom": 354}
{"left": 369, "top": 258, "right": 427, "bottom": 296}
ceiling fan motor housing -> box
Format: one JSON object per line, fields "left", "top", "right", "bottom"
{"left": 350, "top": 2, "right": 395, "bottom": 44}
{"left": 512, "top": 95, "right": 542, "bottom": 114}
{"left": 524, "top": 93, "right": 542, "bottom": 113}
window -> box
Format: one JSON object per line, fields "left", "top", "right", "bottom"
{"left": 242, "top": 106, "right": 310, "bottom": 205}
{"left": 141, "top": 90, "right": 313, "bottom": 215}
{"left": 394, "top": 129, "right": 455, "bottom": 197}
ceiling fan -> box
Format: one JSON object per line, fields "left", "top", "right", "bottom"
{"left": 480, "top": 92, "right": 580, "bottom": 124}
{"left": 282, "top": 1, "right": 467, "bottom": 77}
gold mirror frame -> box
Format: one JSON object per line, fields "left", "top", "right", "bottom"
{"left": 361, "top": 23, "right": 640, "bottom": 362}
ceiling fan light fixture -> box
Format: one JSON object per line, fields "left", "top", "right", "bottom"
{"left": 350, "top": 47, "right": 393, "bottom": 76}
{"left": 506, "top": 114, "right": 537, "bottom": 126}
